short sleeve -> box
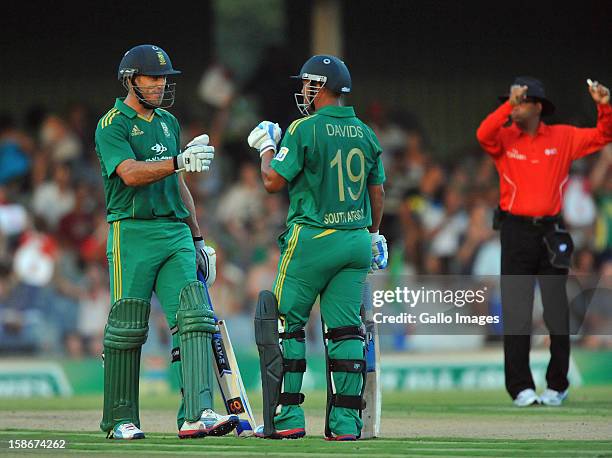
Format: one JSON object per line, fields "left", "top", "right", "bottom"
{"left": 365, "top": 126, "right": 385, "bottom": 185}
{"left": 95, "top": 122, "right": 136, "bottom": 177}
{"left": 271, "top": 126, "right": 305, "bottom": 182}
{"left": 368, "top": 155, "right": 386, "bottom": 185}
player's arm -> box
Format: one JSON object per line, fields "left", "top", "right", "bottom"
{"left": 260, "top": 149, "right": 287, "bottom": 193}
{"left": 117, "top": 142, "right": 214, "bottom": 187}
{"left": 364, "top": 130, "right": 388, "bottom": 271}
{"left": 247, "top": 121, "right": 289, "bottom": 193}
{"left": 116, "top": 158, "right": 175, "bottom": 187}
{"left": 476, "top": 84, "right": 527, "bottom": 156}
{"left": 569, "top": 80, "right": 612, "bottom": 160}
{"left": 178, "top": 173, "right": 201, "bottom": 237}
{"left": 99, "top": 122, "right": 214, "bottom": 186}
{"left": 368, "top": 184, "right": 385, "bottom": 233}
{"left": 178, "top": 165, "right": 217, "bottom": 287}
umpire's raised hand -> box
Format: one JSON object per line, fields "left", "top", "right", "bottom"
{"left": 588, "top": 80, "right": 611, "bottom": 105}
{"left": 508, "top": 84, "right": 529, "bottom": 106}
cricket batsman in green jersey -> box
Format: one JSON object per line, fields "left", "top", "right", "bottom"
{"left": 95, "top": 44, "right": 238, "bottom": 440}
{"left": 250, "top": 55, "right": 388, "bottom": 440}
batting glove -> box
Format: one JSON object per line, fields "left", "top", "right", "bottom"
{"left": 175, "top": 134, "right": 214, "bottom": 172}
{"left": 186, "top": 133, "right": 211, "bottom": 148}
{"left": 194, "top": 238, "right": 217, "bottom": 287}
{"left": 247, "top": 121, "right": 282, "bottom": 157}
{"left": 370, "top": 231, "right": 388, "bottom": 272}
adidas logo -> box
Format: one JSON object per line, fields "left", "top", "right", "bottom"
{"left": 131, "top": 125, "right": 144, "bottom": 136}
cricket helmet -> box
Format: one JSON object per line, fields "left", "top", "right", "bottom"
{"left": 117, "top": 44, "right": 181, "bottom": 109}
{"left": 291, "top": 55, "right": 351, "bottom": 116}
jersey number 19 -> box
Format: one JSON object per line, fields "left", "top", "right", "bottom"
{"left": 330, "top": 148, "right": 365, "bottom": 202}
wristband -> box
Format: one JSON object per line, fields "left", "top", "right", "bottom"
{"left": 193, "top": 236, "right": 204, "bottom": 242}
{"left": 173, "top": 156, "right": 179, "bottom": 170}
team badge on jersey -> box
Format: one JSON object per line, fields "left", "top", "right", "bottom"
{"left": 131, "top": 125, "right": 144, "bottom": 136}
{"left": 160, "top": 122, "right": 171, "bottom": 138}
{"left": 274, "top": 147, "right": 289, "bottom": 162}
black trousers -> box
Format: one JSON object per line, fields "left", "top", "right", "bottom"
{"left": 500, "top": 217, "right": 570, "bottom": 399}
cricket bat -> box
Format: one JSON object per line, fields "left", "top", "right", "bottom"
{"left": 361, "top": 280, "right": 381, "bottom": 439}
{"left": 198, "top": 269, "right": 257, "bottom": 437}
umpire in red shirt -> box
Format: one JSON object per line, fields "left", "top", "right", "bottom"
{"left": 476, "top": 77, "right": 612, "bottom": 406}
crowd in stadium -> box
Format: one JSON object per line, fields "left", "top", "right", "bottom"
{"left": 0, "top": 89, "right": 611, "bottom": 357}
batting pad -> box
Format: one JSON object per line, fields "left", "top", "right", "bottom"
{"left": 100, "top": 298, "right": 150, "bottom": 433}
{"left": 177, "top": 281, "right": 217, "bottom": 422}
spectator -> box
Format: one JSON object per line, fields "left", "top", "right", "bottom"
{"left": 0, "top": 114, "right": 32, "bottom": 186}
{"left": 31, "top": 162, "right": 75, "bottom": 231}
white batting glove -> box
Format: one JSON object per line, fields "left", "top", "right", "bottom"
{"left": 247, "top": 121, "right": 282, "bottom": 157}
{"left": 176, "top": 134, "right": 214, "bottom": 173}
{"left": 186, "top": 134, "right": 211, "bottom": 148}
{"left": 195, "top": 238, "right": 217, "bottom": 287}
{"left": 370, "top": 232, "right": 388, "bottom": 273}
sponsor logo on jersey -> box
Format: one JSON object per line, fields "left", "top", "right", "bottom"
{"left": 131, "top": 125, "right": 144, "bottom": 136}
{"left": 506, "top": 148, "right": 526, "bottom": 161}
{"left": 274, "top": 146, "right": 289, "bottom": 162}
{"left": 151, "top": 143, "right": 168, "bottom": 155}
{"left": 160, "top": 121, "right": 171, "bottom": 138}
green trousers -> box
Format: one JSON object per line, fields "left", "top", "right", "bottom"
{"left": 272, "top": 224, "right": 370, "bottom": 436}
{"left": 106, "top": 218, "right": 204, "bottom": 429}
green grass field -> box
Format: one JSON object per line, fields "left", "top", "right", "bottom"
{"left": 1, "top": 387, "right": 611, "bottom": 457}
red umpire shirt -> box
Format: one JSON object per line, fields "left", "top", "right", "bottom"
{"left": 477, "top": 101, "right": 612, "bottom": 216}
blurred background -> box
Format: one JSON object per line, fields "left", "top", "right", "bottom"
{"left": 0, "top": 0, "right": 610, "bottom": 397}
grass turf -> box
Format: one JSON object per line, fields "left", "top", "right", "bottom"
{"left": 1, "top": 387, "right": 611, "bottom": 457}
{"left": 0, "top": 432, "right": 611, "bottom": 457}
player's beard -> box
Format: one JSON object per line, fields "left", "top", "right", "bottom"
{"left": 130, "top": 80, "right": 177, "bottom": 109}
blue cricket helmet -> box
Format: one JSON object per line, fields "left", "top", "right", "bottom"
{"left": 117, "top": 44, "right": 181, "bottom": 109}
{"left": 291, "top": 54, "right": 351, "bottom": 94}
{"left": 117, "top": 44, "right": 181, "bottom": 80}
{"left": 291, "top": 55, "right": 351, "bottom": 116}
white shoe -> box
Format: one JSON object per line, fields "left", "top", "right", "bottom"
{"left": 179, "top": 409, "right": 239, "bottom": 439}
{"left": 513, "top": 388, "right": 540, "bottom": 407}
{"left": 108, "top": 422, "right": 145, "bottom": 440}
{"left": 200, "top": 409, "right": 239, "bottom": 436}
{"left": 179, "top": 418, "right": 208, "bottom": 439}
{"left": 540, "top": 388, "right": 568, "bottom": 406}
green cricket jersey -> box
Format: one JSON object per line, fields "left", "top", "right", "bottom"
{"left": 271, "top": 105, "right": 385, "bottom": 229}
{"left": 94, "top": 98, "right": 189, "bottom": 223}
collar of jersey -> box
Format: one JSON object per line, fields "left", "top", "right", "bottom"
{"left": 315, "top": 105, "right": 355, "bottom": 118}
{"left": 510, "top": 120, "right": 550, "bottom": 137}
{"left": 114, "top": 98, "right": 162, "bottom": 120}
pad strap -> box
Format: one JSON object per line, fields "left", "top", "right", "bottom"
{"left": 280, "top": 329, "right": 305, "bottom": 340}
{"left": 279, "top": 392, "right": 305, "bottom": 405}
{"left": 283, "top": 358, "right": 306, "bottom": 373}
{"left": 329, "top": 358, "right": 365, "bottom": 373}
{"left": 332, "top": 394, "right": 366, "bottom": 410}
{"left": 325, "top": 326, "right": 365, "bottom": 342}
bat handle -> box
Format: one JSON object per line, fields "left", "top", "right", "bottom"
{"left": 197, "top": 268, "right": 218, "bottom": 319}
